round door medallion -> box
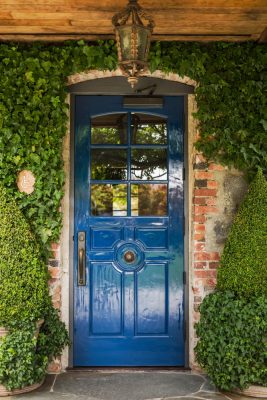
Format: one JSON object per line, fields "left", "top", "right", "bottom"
{"left": 114, "top": 241, "right": 145, "bottom": 272}
{"left": 123, "top": 250, "right": 136, "bottom": 263}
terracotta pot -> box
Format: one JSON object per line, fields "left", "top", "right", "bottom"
{"left": 0, "top": 379, "right": 44, "bottom": 397}
{"left": 233, "top": 385, "right": 267, "bottom": 398}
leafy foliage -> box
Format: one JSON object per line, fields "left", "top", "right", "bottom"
{"left": 0, "top": 40, "right": 117, "bottom": 253}
{"left": 149, "top": 42, "right": 267, "bottom": 179}
{"left": 0, "top": 181, "right": 50, "bottom": 326}
{"left": 0, "top": 40, "right": 266, "bottom": 252}
{"left": 217, "top": 169, "right": 267, "bottom": 297}
{"left": 0, "top": 183, "right": 69, "bottom": 390}
{"left": 195, "top": 291, "right": 267, "bottom": 391}
{"left": 37, "top": 307, "right": 70, "bottom": 359}
{"left": 0, "top": 327, "right": 47, "bottom": 391}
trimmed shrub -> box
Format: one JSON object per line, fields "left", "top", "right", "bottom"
{"left": 195, "top": 291, "right": 267, "bottom": 391}
{"left": 0, "top": 182, "right": 50, "bottom": 326}
{"left": 0, "top": 182, "right": 69, "bottom": 390}
{"left": 217, "top": 169, "right": 267, "bottom": 297}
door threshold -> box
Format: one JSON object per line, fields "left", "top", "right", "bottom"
{"left": 66, "top": 367, "right": 191, "bottom": 372}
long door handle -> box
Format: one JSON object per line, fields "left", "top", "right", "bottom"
{"left": 78, "top": 232, "right": 86, "bottom": 286}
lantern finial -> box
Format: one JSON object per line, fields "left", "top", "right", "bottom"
{"left": 112, "top": 0, "right": 154, "bottom": 88}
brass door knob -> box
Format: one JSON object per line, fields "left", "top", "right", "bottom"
{"left": 123, "top": 250, "right": 135, "bottom": 263}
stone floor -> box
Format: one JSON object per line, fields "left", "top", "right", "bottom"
{"left": 12, "top": 370, "right": 262, "bottom": 400}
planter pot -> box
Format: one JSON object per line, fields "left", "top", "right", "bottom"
{"left": 233, "top": 385, "right": 267, "bottom": 398}
{"left": 0, "top": 379, "right": 44, "bottom": 397}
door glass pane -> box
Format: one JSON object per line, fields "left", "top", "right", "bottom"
{"left": 131, "top": 149, "right": 167, "bottom": 180}
{"left": 131, "top": 184, "right": 167, "bottom": 216}
{"left": 131, "top": 114, "right": 167, "bottom": 144}
{"left": 91, "top": 113, "right": 127, "bottom": 144}
{"left": 91, "top": 184, "right": 127, "bottom": 216}
{"left": 91, "top": 149, "right": 127, "bottom": 180}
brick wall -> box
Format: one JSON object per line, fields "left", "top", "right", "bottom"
{"left": 47, "top": 242, "right": 62, "bottom": 373}
{"left": 192, "top": 154, "right": 224, "bottom": 319}
{"left": 190, "top": 152, "right": 248, "bottom": 367}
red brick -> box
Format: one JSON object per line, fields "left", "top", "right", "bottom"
{"left": 52, "top": 300, "right": 61, "bottom": 309}
{"left": 209, "top": 262, "right": 219, "bottom": 269}
{"left": 51, "top": 242, "right": 60, "bottom": 251}
{"left": 195, "top": 171, "right": 214, "bottom": 180}
{"left": 207, "top": 180, "right": 218, "bottom": 189}
{"left": 194, "top": 233, "right": 205, "bottom": 241}
{"left": 209, "top": 252, "right": 220, "bottom": 261}
{"left": 194, "top": 243, "right": 205, "bottom": 251}
{"left": 194, "top": 188, "right": 217, "bottom": 197}
{"left": 194, "top": 205, "right": 219, "bottom": 215}
{"left": 194, "top": 224, "right": 205, "bottom": 232}
{"left": 194, "top": 270, "right": 217, "bottom": 278}
{"left": 48, "top": 267, "right": 60, "bottom": 279}
{"left": 194, "top": 215, "right": 206, "bottom": 223}
{"left": 193, "top": 197, "right": 207, "bottom": 205}
{"left": 48, "top": 278, "right": 58, "bottom": 287}
{"left": 208, "top": 163, "right": 225, "bottom": 171}
{"left": 194, "top": 252, "right": 220, "bottom": 261}
{"left": 194, "top": 261, "right": 207, "bottom": 268}
{"left": 206, "top": 278, "right": 217, "bottom": 287}
{"left": 194, "top": 252, "right": 207, "bottom": 261}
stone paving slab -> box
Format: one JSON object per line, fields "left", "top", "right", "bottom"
{"left": 9, "top": 371, "right": 263, "bottom": 400}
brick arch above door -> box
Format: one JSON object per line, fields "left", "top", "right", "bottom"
{"left": 67, "top": 68, "right": 197, "bottom": 88}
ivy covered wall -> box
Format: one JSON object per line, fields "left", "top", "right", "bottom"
{"left": 0, "top": 40, "right": 266, "bottom": 254}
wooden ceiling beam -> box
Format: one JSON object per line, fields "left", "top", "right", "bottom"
{"left": 0, "top": 33, "right": 256, "bottom": 42}
{"left": 258, "top": 27, "right": 267, "bottom": 42}
{"left": 0, "top": 0, "right": 265, "bottom": 43}
{"left": 0, "top": 24, "right": 264, "bottom": 34}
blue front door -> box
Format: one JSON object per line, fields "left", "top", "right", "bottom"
{"left": 74, "top": 96, "right": 185, "bottom": 366}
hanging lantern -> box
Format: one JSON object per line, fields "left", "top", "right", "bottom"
{"left": 112, "top": 0, "right": 154, "bottom": 88}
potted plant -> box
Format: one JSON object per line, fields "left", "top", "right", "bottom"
{"left": 195, "top": 169, "right": 267, "bottom": 397}
{"left": 0, "top": 182, "right": 69, "bottom": 395}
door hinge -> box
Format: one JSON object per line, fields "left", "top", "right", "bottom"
{"left": 182, "top": 166, "right": 186, "bottom": 181}
{"left": 183, "top": 271, "right": 187, "bottom": 285}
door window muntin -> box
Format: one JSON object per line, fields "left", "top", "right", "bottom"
{"left": 89, "top": 111, "right": 169, "bottom": 217}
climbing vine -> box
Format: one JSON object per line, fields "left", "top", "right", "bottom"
{"left": 0, "top": 40, "right": 266, "bottom": 253}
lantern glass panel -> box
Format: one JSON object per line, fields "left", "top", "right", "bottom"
{"left": 118, "top": 26, "right": 132, "bottom": 60}
{"left": 136, "top": 26, "right": 150, "bottom": 61}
